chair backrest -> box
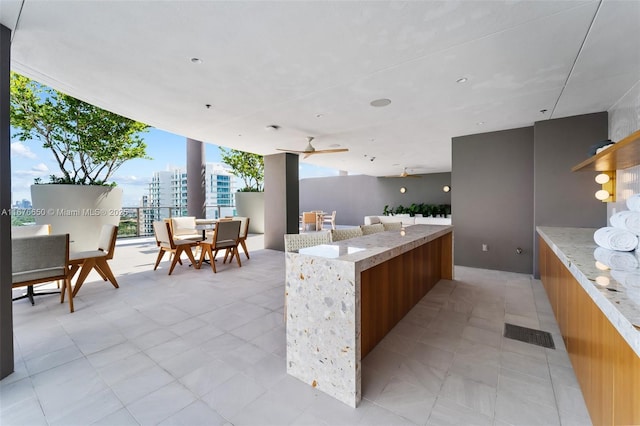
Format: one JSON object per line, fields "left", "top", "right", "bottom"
{"left": 232, "top": 216, "right": 250, "bottom": 239}
{"left": 12, "top": 234, "right": 69, "bottom": 285}
{"left": 284, "top": 232, "right": 331, "bottom": 252}
{"left": 302, "top": 212, "right": 316, "bottom": 225}
{"left": 382, "top": 222, "right": 402, "bottom": 232}
{"left": 360, "top": 223, "right": 385, "bottom": 235}
{"left": 97, "top": 224, "right": 118, "bottom": 258}
{"left": 330, "top": 228, "right": 363, "bottom": 242}
{"left": 171, "top": 216, "right": 197, "bottom": 237}
{"left": 11, "top": 224, "right": 51, "bottom": 238}
{"left": 214, "top": 220, "right": 241, "bottom": 248}
{"left": 153, "top": 221, "right": 173, "bottom": 249}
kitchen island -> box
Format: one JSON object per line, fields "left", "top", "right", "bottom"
{"left": 285, "top": 225, "right": 453, "bottom": 407}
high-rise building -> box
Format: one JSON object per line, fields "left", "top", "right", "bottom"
{"left": 140, "top": 163, "right": 237, "bottom": 235}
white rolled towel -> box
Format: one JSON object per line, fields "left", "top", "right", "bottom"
{"left": 627, "top": 194, "right": 640, "bottom": 212}
{"left": 610, "top": 210, "right": 640, "bottom": 235}
{"left": 593, "top": 227, "right": 638, "bottom": 252}
{"left": 593, "top": 247, "right": 639, "bottom": 271}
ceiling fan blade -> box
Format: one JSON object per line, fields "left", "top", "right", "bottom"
{"left": 309, "top": 148, "right": 349, "bottom": 154}
{"left": 276, "top": 148, "right": 306, "bottom": 154}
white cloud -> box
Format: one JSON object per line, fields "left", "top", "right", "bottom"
{"left": 14, "top": 163, "right": 50, "bottom": 177}
{"left": 113, "top": 175, "right": 151, "bottom": 186}
{"left": 32, "top": 163, "right": 49, "bottom": 172}
{"left": 11, "top": 142, "right": 37, "bottom": 159}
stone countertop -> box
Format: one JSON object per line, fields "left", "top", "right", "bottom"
{"left": 297, "top": 224, "right": 453, "bottom": 272}
{"left": 537, "top": 226, "right": 640, "bottom": 356}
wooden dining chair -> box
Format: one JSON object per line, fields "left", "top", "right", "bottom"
{"left": 302, "top": 212, "right": 317, "bottom": 232}
{"left": 322, "top": 211, "right": 336, "bottom": 230}
{"left": 65, "top": 224, "right": 119, "bottom": 300}
{"left": 229, "top": 216, "right": 250, "bottom": 260}
{"left": 198, "top": 220, "right": 241, "bottom": 273}
{"left": 153, "top": 221, "right": 200, "bottom": 275}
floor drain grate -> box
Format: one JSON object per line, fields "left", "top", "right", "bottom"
{"left": 503, "top": 323, "right": 555, "bottom": 349}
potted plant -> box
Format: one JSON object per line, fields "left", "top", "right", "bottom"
{"left": 10, "top": 72, "right": 150, "bottom": 250}
{"left": 219, "top": 147, "right": 265, "bottom": 233}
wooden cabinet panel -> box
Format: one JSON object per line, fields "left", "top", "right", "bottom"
{"left": 361, "top": 233, "right": 450, "bottom": 358}
{"left": 538, "top": 237, "right": 640, "bottom": 425}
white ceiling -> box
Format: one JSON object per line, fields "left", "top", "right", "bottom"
{"left": 2, "top": 0, "right": 639, "bottom": 177}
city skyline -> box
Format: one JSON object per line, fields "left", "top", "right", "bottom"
{"left": 10, "top": 127, "right": 340, "bottom": 206}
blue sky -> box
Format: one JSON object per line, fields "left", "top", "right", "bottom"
{"left": 10, "top": 127, "right": 339, "bottom": 206}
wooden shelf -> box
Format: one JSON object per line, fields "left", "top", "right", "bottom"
{"left": 572, "top": 129, "right": 640, "bottom": 172}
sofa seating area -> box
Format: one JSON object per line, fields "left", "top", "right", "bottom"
{"left": 364, "top": 215, "right": 451, "bottom": 226}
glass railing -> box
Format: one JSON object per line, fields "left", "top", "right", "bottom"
{"left": 9, "top": 205, "right": 237, "bottom": 239}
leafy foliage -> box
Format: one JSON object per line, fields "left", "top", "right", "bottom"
{"left": 10, "top": 72, "right": 150, "bottom": 185}
{"left": 382, "top": 203, "right": 451, "bottom": 217}
{"left": 219, "top": 147, "right": 264, "bottom": 192}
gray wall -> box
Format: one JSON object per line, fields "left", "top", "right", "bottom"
{"left": 533, "top": 112, "right": 608, "bottom": 276}
{"left": 452, "top": 127, "right": 535, "bottom": 274}
{"left": 299, "top": 173, "right": 451, "bottom": 226}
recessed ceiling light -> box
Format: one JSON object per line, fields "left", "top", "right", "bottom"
{"left": 265, "top": 125, "right": 279, "bottom": 131}
{"left": 476, "top": 121, "right": 484, "bottom": 125}
{"left": 190, "top": 57, "right": 202, "bottom": 64}
{"left": 456, "top": 77, "right": 468, "bottom": 83}
{"left": 316, "top": 114, "right": 324, "bottom": 118}
{"left": 540, "top": 109, "right": 548, "bottom": 114}
{"left": 370, "top": 98, "right": 391, "bottom": 107}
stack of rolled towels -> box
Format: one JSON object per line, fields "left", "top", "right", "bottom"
{"left": 594, "top": 194, "right": 640, "bottom": 297}
{"left": 594, "top": 194, "right": 640, "bottom": 252}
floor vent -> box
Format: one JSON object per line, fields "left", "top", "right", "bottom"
{"left": 503, "top": 323, "right": 555, "bottom": 349}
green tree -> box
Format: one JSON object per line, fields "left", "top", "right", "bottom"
{"left": 10, "top": 72, "right": 150, "bottom": 185}
{"left": 219, "top": 147, "right": 264, "bottom": 192}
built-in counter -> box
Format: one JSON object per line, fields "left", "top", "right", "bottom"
{"left": 285, "top": 225, "right": 453, "bottom": 407}
{"left": 537, "top": 227, "right": 639, "bottom": 425}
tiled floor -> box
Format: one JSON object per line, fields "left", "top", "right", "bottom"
{"left": 1, "top": 236, "right": 591, "bottom": 425}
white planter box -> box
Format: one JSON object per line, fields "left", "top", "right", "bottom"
{"left": 31, "top": 184, "right": 122, "bottom": 251}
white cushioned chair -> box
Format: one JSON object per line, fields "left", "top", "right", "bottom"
{"left": 169, "top": 216, "right": 201, "bottom": 240}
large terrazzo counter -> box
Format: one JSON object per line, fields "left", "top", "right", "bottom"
{"left": 537, "top": 226, "right": 640, "bottom": 357}
{"left": 285, "top": 225, "right": 453, "bottom": 407}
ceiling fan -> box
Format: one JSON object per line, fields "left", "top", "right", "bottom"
{"left": 276, "top": 137, "right": 348, "bottom": 159}
{"left": 384, "top": 167, "right": 422, "bottom": 178}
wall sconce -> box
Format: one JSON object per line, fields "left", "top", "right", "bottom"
{"left": 594, "top": 171, "right": 615, "bottom": 202}
{"left": 400, "top": 187, "right": 407, "bottom": 194}
{"left": 443, "top": 185, "right": 451, "bottom": 193}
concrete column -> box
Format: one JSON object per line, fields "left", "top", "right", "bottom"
{"left": 186, "top": 138, "right": 206, "bottom": 218}
{"left": 264, "top": 153, "right": 299, "bottom": 251}
{"left": 0, "top": 24, "right": 14, "bottom": 379}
